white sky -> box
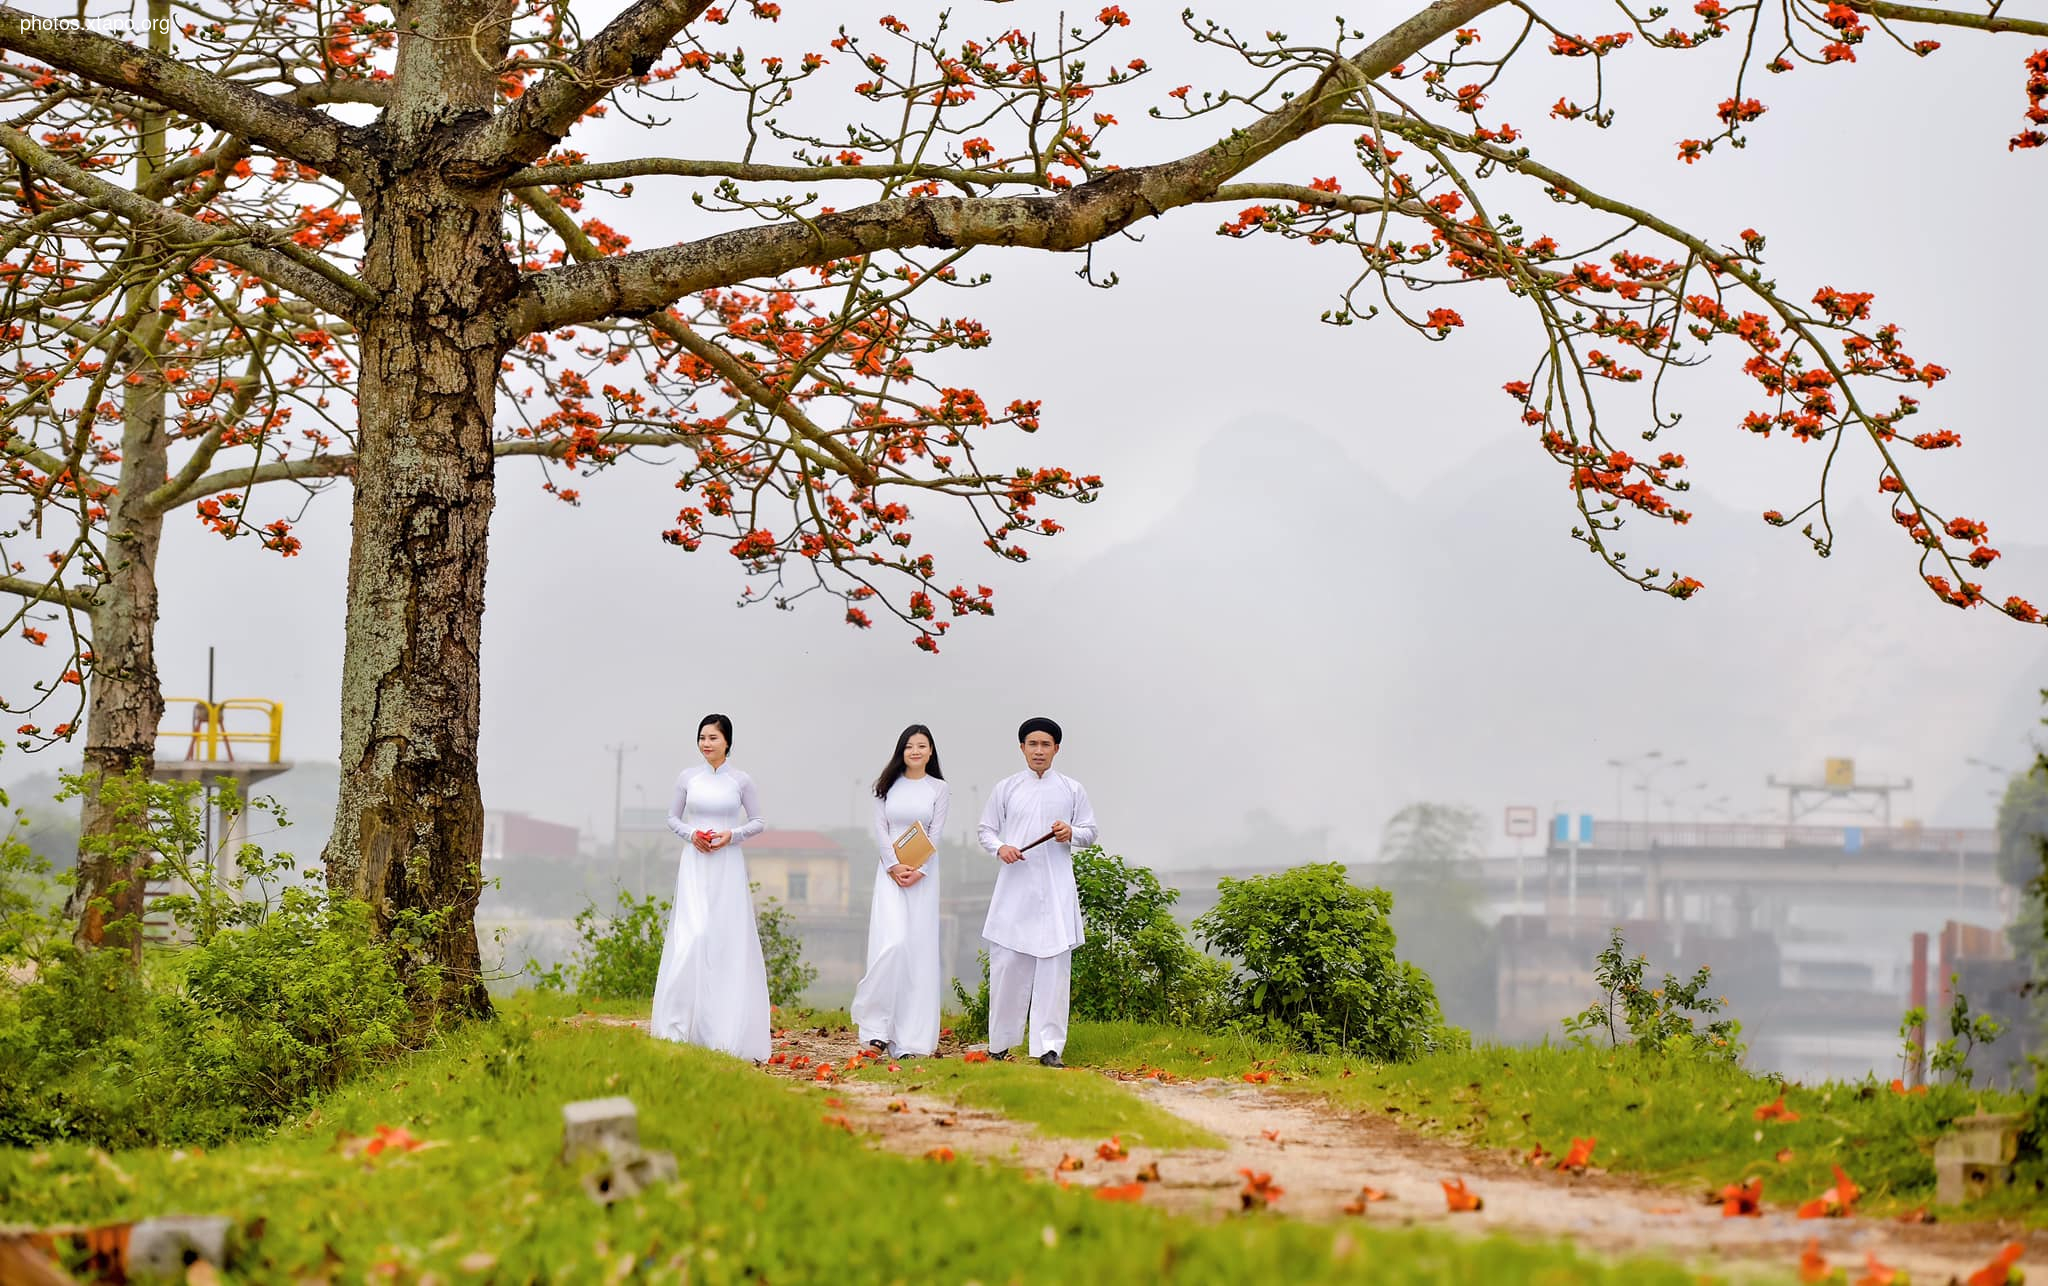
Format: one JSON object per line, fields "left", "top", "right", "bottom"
{"left": 4, "top": 1, "right": 2044, "bottom": 867}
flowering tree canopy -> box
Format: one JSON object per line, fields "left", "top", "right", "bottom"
{"left": 1, "top": 0, "right": 2040, "bottom": 1012}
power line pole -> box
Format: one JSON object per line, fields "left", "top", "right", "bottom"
{"left": 605, "top": 743, "right": 635, "bottom": 889}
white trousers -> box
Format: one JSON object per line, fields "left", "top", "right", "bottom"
{"left": 987, "top": 944, "right": 1071, "bottom": 1058}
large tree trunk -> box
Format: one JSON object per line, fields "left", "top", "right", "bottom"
{"left": 64, "top": 0, "right": 173, "bottom": 965}
{"left": 64, "top": 337, "right": 169, "bottom": 963}
{"left": 321, "top": 2, "right": 519, "bottom": 1018}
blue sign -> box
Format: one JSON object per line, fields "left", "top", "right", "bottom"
{"left": 1553, "top": 814, "right": 1596, "bottom": 843}
{"left": 1843, "top": 826, "right": 1863, "bottom": 854}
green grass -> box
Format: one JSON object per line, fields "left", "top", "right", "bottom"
{"left": 1071, "top": 1019, "right": 2043, "bottom": 1225}
{"left": 0, "top": 997, "right": 1723, "bottom": 1284}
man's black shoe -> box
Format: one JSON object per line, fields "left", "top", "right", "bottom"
{"left": 1039, "top": 1050, "right": 1064, "bottom": 1069}
{"left": 988, "top": 1047, "right": 1012, "bottom": 1061}
{"left": 867, "top": 1039, "right": 888, "bottom": 1053}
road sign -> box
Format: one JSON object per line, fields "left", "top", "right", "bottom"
{"left": 1505, "top": 806, "right": 1538, "bottom": 838}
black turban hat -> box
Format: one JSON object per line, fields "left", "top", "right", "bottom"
{"left": 1017, "top": 716, "right": 1063, "bottom": 745}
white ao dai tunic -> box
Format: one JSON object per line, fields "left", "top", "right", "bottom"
{"left": 649, "top": 762, "right": 772, "bottom": 1061}
{"left": 978, "top": 769, "right": 1099, "bottom": 958}
{"left": 849, "top": 774, "right": 951, "bottom": 1056}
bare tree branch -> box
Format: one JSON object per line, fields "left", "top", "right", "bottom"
{"left": 0, "top": 5, "right": 367, "bottom": 175}
{"left": 0, "top": 124, "right": 370, "bottom": 317}
{"left": 453, "top": 0, "right": 717, "bottom": 182}
{"left": 512, "top": 0, "right": 1501, "bottom": 334}
{"left": 1838, "top": 2, "right": 2048, "bottom": 37}
{"left": 504, "top": 156, "right": 1058, "bottom": 190}
{"left": 153, "top": 430, "right": 700, "bottom": 511}
{"left": 0, "top": 573, "right": 93, "bottom": 612}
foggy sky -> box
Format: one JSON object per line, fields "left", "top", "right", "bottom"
{"left": 3, "top": 1, "right": 2043, "bottom": 868}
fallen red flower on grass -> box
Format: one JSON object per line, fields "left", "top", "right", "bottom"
{"left": 1556, "top": 1137, "right": 1596, "bottom": 1173}
{"left": 1887, "top": 1078, "right": 1930, "bottom": 1097}
{"left": 1855, "top": 1251, "right": 1899, "bottom": 1286}
{"left": 924, "top": 1146, "right": 955, "bottom": 1162}
{"left": 1797, "top": 1165, "right": 1859, "bottom": 1219}
{"left": 1242, "top": 1070, "right": 1273, "bottom": 1084}
{"left": 1096, "top": 1136, "right": 1127, "bottom": 1162}
{"left": 820, "top": 1114, "right": 854, "bottom": 1133}
{"left": 1055, "top": 1153, "right": 1084, "bottom": 1172}
{"left": 1441, "top": 1178, "right": 1483, "bottom": 1212}
{"left": 1136, "top": 1161, "right": 1161, "bottom": 1182}
{"left": 363, "top": 1125, "right": 424, "bottom": 1158}
{"left": 1798, "top": 1239, "right": 1831, "bottom": 1284}
{"left": 767, "top": 1053, "right": 787, "bottom": 1066}
{"left": 1754, "top": 1095, "right": 1800, "bottom": 1123}
{"left": 1524, "top": 1143, "right": 1552, "bottom": 1167}
{"left": 1239, "top": 1169, "right": 1283, "bottom": 1210}
{"left": 1095, "top": 1181, "right": 1146, "bottom": 1202}
{"left": 1965, "top": 1242, "right": 2024, "bottom": 1286}
{"left": 961, "top": 1050, "right": 990, "bottom": 1065}
{"left": 1719, "top": 1177, "right": 1764, "bottom": 1217}
{"left": 1341, "top": 1185, "right": 1392, "bottom": 1215}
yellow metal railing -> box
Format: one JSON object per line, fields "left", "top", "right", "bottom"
{"left": 157, "top": 698, "right": 283, "bottom": 764}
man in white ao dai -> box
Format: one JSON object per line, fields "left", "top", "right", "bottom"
{"left": 978, "top": 716, "right": 1099, "bottom": 1068}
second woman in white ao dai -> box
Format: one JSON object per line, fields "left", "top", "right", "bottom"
{"left": 849, "top": 725, "right": 950, "bottom": 1058}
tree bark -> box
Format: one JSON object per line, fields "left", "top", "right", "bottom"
{"left": 321, "top": 0, "right": 519, "bottom": 1018}
{"left": 65, "top": 327, "right": 169, "bottom": 963}
{"left": 66, "top": 2, "right": 172, "bottom": 964}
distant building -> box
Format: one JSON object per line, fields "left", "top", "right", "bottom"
{"left": 483, "top": 809, "right": 579, "bottom": 863}
{"left": 746, "top": 829, "right": 852, "bottom": 910}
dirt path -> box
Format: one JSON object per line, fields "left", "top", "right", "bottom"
{"left": 612, "top": 1018, "right": 2044, "bottom": 1281}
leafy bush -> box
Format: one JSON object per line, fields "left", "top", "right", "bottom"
{"left": 1898, "top": 981, "right": 2004, "bottom": 1088}
{"left": 951, "top": 949, "right": 993, "bottom": 1042}
{"left": 530, "top": 884, "right": 816, "bottom": 1008}
{"left": 528, "top": 889, "right": 667, "bottom": 998}
{"left": 1561, "top": 927, "right": 1742, "bottom": 1061}
{"left": 0, "top": 771, "right": 414, "bottom": 1147}
{"left": 1072, "top": 846, "right": 1226, "bottom": 1027}
{"left": 1193, "top": 862, "right": 1457, "bottom": 1060}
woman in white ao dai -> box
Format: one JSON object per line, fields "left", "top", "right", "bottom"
{"left": 649, "top": 713, "right": 772, "bottom": 1061}
{"left": 849, "top": 724, "right": 950, "bottom": 1058}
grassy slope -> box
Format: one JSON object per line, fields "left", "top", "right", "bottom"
{"left": 1077, "top": 1022, "right": 2042, "bottom": 1224}
{"left": 0, "top": 999, "right": 1712, "bottom": 1285}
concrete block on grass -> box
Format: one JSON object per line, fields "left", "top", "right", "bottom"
{"left": 128, "top": 1215, "right": 234, "bottom": 1277}
{"left": 561, "top": 1096, "right": 640, "bottom": 1162}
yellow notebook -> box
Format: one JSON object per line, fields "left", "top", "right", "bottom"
{"left": 892, "top": 821, "right": 936, "bottom": 869}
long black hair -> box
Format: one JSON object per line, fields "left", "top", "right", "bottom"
{"left": 872, "top": 724, "right": 944, "bottom": 798}
{"left": 698, "top": 712, "right": 734, "bottom": 750}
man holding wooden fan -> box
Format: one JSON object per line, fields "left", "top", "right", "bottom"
{"left": 976, "top": 717, "right": 1100, "bottom": 1068}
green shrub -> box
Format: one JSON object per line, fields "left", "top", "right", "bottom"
{"left": 530, "top": 884, "right": 816, "bottom": 1008}
{"left": 1072, "top": 846, "right": 1226, "bottom": 1027}
{"left": 528, "top": 888, "right": 667, "bottom": 998}
{"left": 1561, "top": 926, "right": 1742, "bottom": 1062}
{"left": 1194, "top": 862, "right": 1456, "bottom": 1060}
{"left": 0, "top": 772, "right": 414, "bottom": 1147}
{"left": 951, "top": 948, "right": 992, "bottom": 1041}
